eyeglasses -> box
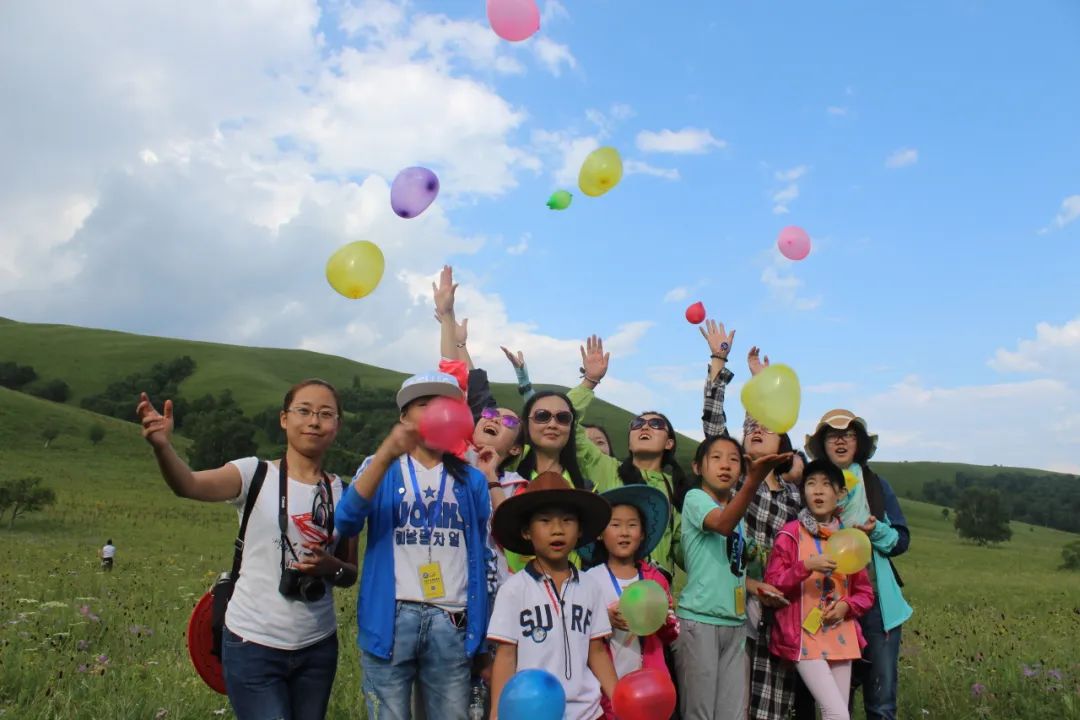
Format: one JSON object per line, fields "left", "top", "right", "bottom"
{"left": 481, "top": 407, "right": 521, "bottom": 429}
{"left": 745, "top": 422, "right": 776, "bottom": 436}
{"left": 288, "top": 407, "right": 339, "bottom": 423}
{"left": 531, "top": 409, "right": 573, "bottom": 426}
{"left": 630, "top": 416, "right": 667, "bottom": 432}
{"left": 824, "top": 430, "right": 857, "bottom": 444}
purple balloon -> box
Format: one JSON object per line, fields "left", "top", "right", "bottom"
{"left": 390, "top": 166, "right": 440, "bottom": 219}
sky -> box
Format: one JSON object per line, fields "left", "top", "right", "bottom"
{"left": 1, "top": 0, "right": 1078, "bottom": 473}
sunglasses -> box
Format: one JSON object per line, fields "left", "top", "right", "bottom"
{"left": 630, "top": 416, "right": 667, "bottom": 432}
{"left": 531, "top": 409, "right": 573, "bottom": 426}
{"left": 480, "top": 407, "right": 521, "bottom": 429}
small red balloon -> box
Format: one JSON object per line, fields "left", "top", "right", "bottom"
{"left": 685, "top": 301, "right": 706, "bottom": 325}
{"left": 612, "top": 668, "right": 677, "bottom": 720}
{"left": 419, "top": 397, "right": 474, "bottom": 452}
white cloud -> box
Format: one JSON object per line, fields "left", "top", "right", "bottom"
{"left": 771, "top": 165, "right": 808, "bottom": 214}
{"left": 826, "top": 106, "right": 848, "bottom": 116}
{"left": 506, "top": 234, "right": 530, "bottom": 255}
{"left": 760, "top": 263, "right": 821, "bottom": 311}
{"left": 805, "top": 381, "right": 857, "bottom": 394}
{"left": 533, "top": 131, "right": 599, "bottom": 187}
{"left": 663, "top": 286, "right": 689, "bottom": 303}
{"left": 624, "top": 160, "right": 680, "bottom": 181}
{"left": 1040, "top": 194, "right": 1080, "bottom": 233}
{"left": 989, "top": 315, "right": 1080, "bottom": 381}
{"left": 541, "top": 0, "right": 570, "bottom": 24}
{"left": 531, "top": 37, "right": 576, "bottom": 76}
{"left": 635, "top": 128, "right": 726, "bottom": 154}
{"left": 885, "top": 147, "right": 918, "bottom": 169}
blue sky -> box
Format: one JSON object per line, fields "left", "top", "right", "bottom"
{"left": 1, "top": 0, "right": 1078, "bottom": 471}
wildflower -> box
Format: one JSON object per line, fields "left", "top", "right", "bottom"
{"left": 1048, "top": 669, "right": 1063, "bottom": 682}
{"left": 971, "top": 683, "right": 987, "bottom": 698}
{"left": 77, "top": 664, "right": 88, "bottom": 673}
{"left": 96, "top": 654, "right": 109, "bottom": 665}
{"left": 1022, "top": 665, "right": 1040, "bottom": 678}
{"left": 76, "top": 640, "right": 90, "bottom": 651}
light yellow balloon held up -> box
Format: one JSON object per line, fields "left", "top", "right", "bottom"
{"left": 826, "top": 528, "right": 872, "bottom": 574}
{"left": 325, "top": 241, "right": 385, "bottom": 299}
{"left": 740, "top": 363, "right": 801, "bottom": 434}
{"left": 578, "top": 146, "right": 623, "bottom": 197}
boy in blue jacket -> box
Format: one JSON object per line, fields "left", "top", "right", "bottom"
{"left": 336, "top": 372, "right": 494, "bottom": 720}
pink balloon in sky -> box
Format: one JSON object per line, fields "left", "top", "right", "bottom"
{"left": 777, "top": 226, "right": 811, "bottom": 261}
{"left": 487, "top": 0, "right": 540, "bottom": 42}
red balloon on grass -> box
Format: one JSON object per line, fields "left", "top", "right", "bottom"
{"left": 612, "top": 668, "right": 677, "bottom": 720}
{"left": 685, "top": 301, "right": 706, "bottom": 325}
{"left": 777, "top": 226, "right": 811, "bottom": 261}
{"left": 419, "top": 397, "right": 473, "bottom": 452}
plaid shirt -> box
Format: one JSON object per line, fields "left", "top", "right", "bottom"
{"left": 701, "top": 365, "right": 735, "bottom": 437}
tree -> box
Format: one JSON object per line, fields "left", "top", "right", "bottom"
{"left": 0, "top": 361, "right": 37, "bottom": 389}
{"left": 941, "top": 507, "right": 950, "bottom": 521}
{"left": 29, "top": 379, "right": 70, "bottom": 403}
{"left": 187, "top": 408, "right": 258, "bottom": 471}
{"left": 88, "top": 424, "right": 106, "bottom": 446}
{"left": 0, "top": 477, "right": 57, "bottom": 528}
{"left": 954, "top": 487, "right": 1012, "bottom": 546}
{"left": 42, "top": 426, "right": 59, "bottom": 448}
{"left": 1061, "top": 540, "right": 1080, "bottom": 571}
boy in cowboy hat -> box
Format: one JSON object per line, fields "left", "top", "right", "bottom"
{"left": 487, "top": 472, "right": 618, "bottom": 720}
{"left": 805, "top": 409, "right": 911, "bottom": 720}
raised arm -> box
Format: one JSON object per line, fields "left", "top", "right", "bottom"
{"left": 699, "top": 319, "right": 735, "bottom": 437}
{"left": 701, "top": 453, "right": 793, "bottom": 535}
{"left": 136, "top": 392, "right": 242, "bottom": 502}
{"left": 568, "top": 336, "right": 619, "bottom": 491}
{"left": 501, "top": 346, "right": 535, "bottom": 402}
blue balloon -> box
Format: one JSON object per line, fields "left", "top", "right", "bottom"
{"left": 498, "top": 669, "right": 565, "bottom": 720}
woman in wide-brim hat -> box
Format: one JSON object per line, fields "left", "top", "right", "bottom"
{"left": 804, "top": 408, "right": 912, "bottom": 720}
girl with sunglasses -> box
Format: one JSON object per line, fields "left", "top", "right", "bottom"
{"left": 136, "top": 380, "right": 358, "bottom": 720}
{"left": 564, "top": 335, "right": 689, "bottom": 579}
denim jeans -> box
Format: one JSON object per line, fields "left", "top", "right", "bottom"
{"left": 221, "top": 627, "right": 338, "bottom": 720}
{"left": 856, "top": 602, "right": 902, "bottom": 720}
{"left": 360, "top": 601, "right": 472, "bottom": 720}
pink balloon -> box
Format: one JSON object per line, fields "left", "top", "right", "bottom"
{"left": 419, "top": 397, "right": 474, "bottom": 452}
{"left": 487, "top": 0, "right": 540, "bottom": 42}
{"left": 777, "top": 226, "right": 811, "bottom": 261}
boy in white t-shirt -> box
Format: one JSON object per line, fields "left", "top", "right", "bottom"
{"left": 487, "top": 472, "right": 618, "bottom": 720}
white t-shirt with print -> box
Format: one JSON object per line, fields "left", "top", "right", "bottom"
{"left": 224, "top": 457, "right": 342, "bottom": 650}
{"left": 388, "top": 455, "right": 470, "bottom": 611}
{"left": 488, "top": 564, "right": 612, "bottom": 720}
{"left": 584, "top": 565, "right": 643, "bottom": 678}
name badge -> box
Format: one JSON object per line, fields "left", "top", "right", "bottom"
{"left": 419, "top": 562, "right": 445, "bottom": 600}
{"left": 734, "top": 585, "right": 746, "bottom": 616}
{"left": 802, "top": 606, "right": 824, "bottom": 635}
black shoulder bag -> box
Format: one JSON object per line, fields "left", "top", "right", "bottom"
{"left": 210, "top": 460, "right": 269, "bottom": 657}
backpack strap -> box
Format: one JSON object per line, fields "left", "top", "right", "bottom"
{"left": 230, "top": 461, "right": 268, "bottom": 580}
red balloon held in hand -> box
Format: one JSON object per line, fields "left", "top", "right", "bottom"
{"left": 419, "top": 397, "right": 473, "bottom": 452}
{"left": 685, "top": 301, "right": 706, "bottom": 325}
{"left": 612, "top": 668, "right": 677, "bottom": 720}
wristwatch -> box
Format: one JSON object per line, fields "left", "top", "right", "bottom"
{"left": 332, "top": 566, "right": 347, "bottom": 586}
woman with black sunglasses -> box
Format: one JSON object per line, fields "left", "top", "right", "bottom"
{"left": 563, "top": 335, "right": 689, "bottom": 580}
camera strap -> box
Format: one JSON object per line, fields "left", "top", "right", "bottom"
{"left": 230, "top": 460, "right": 269, "bottom": 581}
{"left": 278, "top": 458, "right": 336, "bottom": 571}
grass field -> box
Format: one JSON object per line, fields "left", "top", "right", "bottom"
{"left": 2, "top": 321, "right": 1080, "bottom": 719}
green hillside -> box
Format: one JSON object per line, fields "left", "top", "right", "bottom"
{"left": 0, "top": 318, "right": 651, "bottom": 457}
{"left": 868, "top": 460, "right": 1073, "bottom": 498}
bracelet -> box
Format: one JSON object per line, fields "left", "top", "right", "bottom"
{"left": 488, "top": 481, "right": 503, "bottom": 490}
{"left": 711, "top": 353, "right": 729, "bottom": 361}
{"left": 456, "top": 342, "right": 467, "bottom": 348}
{"left": 583, "top": 374, "right": 601, "bottom": 385}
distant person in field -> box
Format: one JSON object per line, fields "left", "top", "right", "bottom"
{"left": 99, "top": 539, "right": 116, "bottom": 571}
{"left": 805, "top": 410, "right": 912, "bottom": 720}
{"left": 137, "top": 380, "right": 359, "bottom": 720}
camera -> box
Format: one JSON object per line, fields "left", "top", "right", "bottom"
{"left": 279, "top": 567, "right": 326, "bottom": 602}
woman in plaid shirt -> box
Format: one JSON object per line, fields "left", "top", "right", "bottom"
{"left": 699, "top": 320, "right": 805, "bottom": 720}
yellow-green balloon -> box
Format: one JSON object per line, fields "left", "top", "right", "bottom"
{"left": 740, "top": 363, "right": 801, "bottom": 434}
{"left": 547, "top": 189, "right": 572, "bottom": 210}
{"left": 826, "top": 528, "right": 872, "bottom": 574}
{"left": 619, "top": 579, "right": 668, "bottom": 636}
{"left": 326, "top": 241, "right": 385, "bottom": 299}
{"left": 578, "top": 146, "right": 623, "bottom": 197}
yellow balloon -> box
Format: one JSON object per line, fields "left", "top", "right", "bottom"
{"left": 578, "top": 146, "right": 623, "bottom": 197}
{"left": 325, "top": 241, "right": 385, "bottom": 299}
{"left": 826, "top": 528, "right": 872, "bottom": 574}
{"left": 740, "top": 364, "right": 801, "bottom": 434}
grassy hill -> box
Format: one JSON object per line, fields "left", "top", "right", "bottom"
{"left": 1, "top": 388, "right": 1078, "bottom": 718}
{"left": 0, "top": 317, "right": 657, "bottom": 458}
{"left": 866, "top": 460, "right": 1074, "bottom": 498}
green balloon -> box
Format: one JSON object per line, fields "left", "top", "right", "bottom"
{"left": 619, "top": 579, "right": 668, "bottom": 636}
{"left": 546, "top": 190, "right": 572, "bottom": 210}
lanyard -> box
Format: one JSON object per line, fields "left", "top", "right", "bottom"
{"left": 606, "top": 565, "right": 644, "bottom": 597}
{"left": 406, "top": 456, "right": 449, "bottom": 536}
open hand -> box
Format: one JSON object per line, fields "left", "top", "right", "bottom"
{"left": 748, "top": 346, "right": 770, "bottom": 376}
{"left": 136, "top": 392, "right": 173, "bottom": 450}
{"left": 747, "top": 452, "right": 794, "bottom": 484}
{"left": 580, "top": 335, "right": 610, "bottom": 383}
{"left": 855, "top": 516, "right": 878, "bottom": 534}
{"left": 500, "top": 346, "right": 526, "bottom": 370}
{"left": 699, "top": 319, "right": 735, "bottom": 358}
{"left": 432, "top": 265, "right": 458, "bottom": 318}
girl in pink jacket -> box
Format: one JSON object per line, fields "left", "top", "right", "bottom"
{"left": 580, "top": 485, "right": 679, "bottom": 718}
{"left": 765, "top": 460, "right": 875, "bottom": 720}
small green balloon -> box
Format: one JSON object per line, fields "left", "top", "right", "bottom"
{"left": 546, "top": 190, "right": 572, "bottom": 210}
{"left": 619, "top": 579, "right": 668, "bottom": 636}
